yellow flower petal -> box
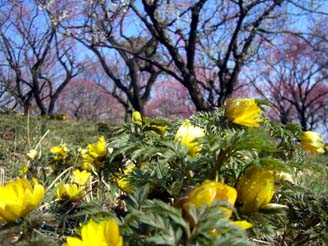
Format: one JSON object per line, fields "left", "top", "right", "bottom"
{"left": 225, "top": 98, "right": 263, "bottom": 127}
{"left": 103, "top": 220, "right": 123, "bottom": 246}
{"left": 32, "top": 183, "right": 45, "bottom": 206}
{"left": 72, "top": 170, "right": 91, "bottom": 186}
{"left": 65, "top": 237, "right": 84, "bottom": 246}
{"left": 231, "top": 220, "right": 253, "bottom": 230}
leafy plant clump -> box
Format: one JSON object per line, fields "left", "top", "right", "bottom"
{"left": 0, "top": 101, "right": 327, "bottom": 245}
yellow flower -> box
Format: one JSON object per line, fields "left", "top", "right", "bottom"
{"left": 236, "top": 165, "right": 275, "bottom": 213}
{"left": 174, "top": 120, "right": 205, "bottom": 157}
{"left": 80, "top": 136, "right": 108, "bottom": 168}
{"left": 88, "top": 136, "right": 108, "bottom": 159}
{"left": 63, "top": 219, "right": 123, "bottom": 246}
{"left": 80, "top": 161, "right": 92, "bottom": 171}
{"left": 300, "top": 131, "right": 325, "bottom": 156}
{"left": 56, "top": 183, "right": 84, "bottom": 202}
{"left": 50, "top": 144, "right": 69, "bottom": 161}
{"left": 88, "top": 136, "right": 108, "bottom": 158}
{"left": 72, "top": 170, "right": 91, "bottom": 186}
{"left": 131, "top": 111, "right": 142, "bottom": 125}
{"left": 182, "top": 180, "right": 237, "bottom": 225}
{"left": 224, "top": 98, "right": 263, "bottom": 127}
{"left": 27, "top": 149, "right": 38, "bottom": 160}
{"left": 0, "top": 178, "right": 44, "bottom": 222}
{"left": 117, "top": 165, "right": 136, "bottom": 193}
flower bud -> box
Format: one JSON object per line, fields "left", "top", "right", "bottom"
{"left": 236, "top": 165, "right": 275, "bottom": 213}
{"left": 300, "top": 131, "right": 325, "bottom": 156}
{"left": 117, "top": 165, "right": 136, "bottom": 193}
{"left": 27, "top": 149, "right": 38, "bottom": 160}
{"left": 174, "top": 120, "right": 205, "bottom": 157}
{"left": 131, "top": 111, "right": 142, "bottom": 125}
{"left": 81, "top": 161, "right": 92, "bottom": 170}
{"left": 182, "top": 180, "right": 237, "bottom": 225}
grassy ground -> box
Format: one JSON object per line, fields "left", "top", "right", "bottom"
{"left": 0, "top": 114, "right": 105, "bottom": 180}
{"left": 1, "top": 113, "right": 327, "bottom": 192}
{"left": 0, "top": 114, "right": 328, "bottom": 191}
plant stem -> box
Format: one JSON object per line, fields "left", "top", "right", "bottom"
{"left": 213, "top": 149, "right": 229, "bottom": 180}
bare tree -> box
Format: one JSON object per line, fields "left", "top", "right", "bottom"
{"left": 58, "top": 1, "right": 162, "bottom": 119}
{"left": 2, "top": 0, "right": 326, "bottom": 120}
{"left": 128, "top": 0, "right": 328, "bottom": 111}
{"left": 0, "top": 0, "right": 80, "bottom": 115}
{"left": 250, "top": 34, "right": 328, "bottom": 131}
{"left": 0, "top": 63, "right": 23, "bottom": 111}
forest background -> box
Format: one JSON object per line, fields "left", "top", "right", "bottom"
{"left": 0, "top": 0, "right": 328, "bottom": 139}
